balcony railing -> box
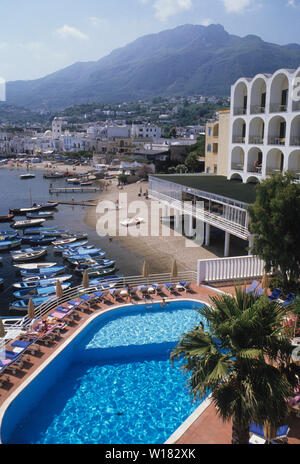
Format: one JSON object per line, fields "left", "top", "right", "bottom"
{"left": 250, "top": 105, "right": 265, "bottom": 114}
{"left": 266, "top": 167, "right": 283, "bottom": 176}
{"left": 234, "top": 107, "right": 247, "bottom": 116}
{"left": 270, "top": 104, "right": 287, "bottom": 113}
{"left": 290, "top": 136, "right": 300, "bottom": 146}
{"left": 231, "top": 163, "right": 244, "bottom": 171}
{"left": 249, "top": 136, "right": 264, "bottom": 145}
{"left": 247, "top": 165, "right": 262, "bottom": 174}
{"left": 268, "top": 136, "right": 286, "bottom": 146}
{"left": 232, "top": 136, "right": 246, "bottom": 144}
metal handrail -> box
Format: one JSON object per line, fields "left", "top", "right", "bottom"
{"left": 0, "top": 271, "right": 197, "bottom": 348}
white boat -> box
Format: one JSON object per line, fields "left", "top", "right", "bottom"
{"left": 14, "top": 262, "right": 57, "bottom": 270}
{"left": 12, "top": 219, "right": 46, "bottom": 229}
{"left": 0, "top": 239, "right": 22, "bottom": 251}
{"left": 51, "top": 237, "right": 77, "bottom": 246}
{"left": 120, "top": 217, "right": 145, "bottom": 227}
{"left": 20, "top": 173, "right": 36, "bottom": 179}
{"left": 21, "top": 274, "right": 72, "bottom": 284}
{"left": 12, "top": 249, "right": 47, "bottom": 262}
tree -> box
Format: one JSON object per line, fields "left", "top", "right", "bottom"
{"left": 175, "top": 164, "right": 188, "bottom": 174}
{"left": 171, "top": 288, "right": 300, "bottom": 444}
{"left": 248, "top": 173, "right": 300, "bottom": 293}
{"left": 185, "top": 152, "right": 202, "bottom": 173}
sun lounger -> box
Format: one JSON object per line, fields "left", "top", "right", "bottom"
{"left": 165, "top": 283, "right": 177, "bottom": 294}
{"left": 245, "top": 280, "right": 260, "bottom": 294}
{"left": 280, "top": 293, "right": 296, "bottom": 307}
{"left": 268, "top": 288, "right": 282, "bottom": 301}
{"left": 138, "top": 286, "right": 149, "bottom": 297}
{"left": 0, "top": 374, "right": 10, "bottom": 388}
{"left": 249, "top": 423, "right": 290, "bottom": 443}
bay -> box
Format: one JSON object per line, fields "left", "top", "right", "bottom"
{"left": 0, "top": 168, "right": 144, "bottom": 316}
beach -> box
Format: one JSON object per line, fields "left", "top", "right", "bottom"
{"left": 84, "top": 179, "right": 220, "bottom": 275}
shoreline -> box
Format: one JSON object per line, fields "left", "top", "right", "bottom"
{"left": 83, "top": 179, "right": 219, "bottom": 275}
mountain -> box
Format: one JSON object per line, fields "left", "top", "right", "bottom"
{"left": 6, "top": 24, "right": 300, "bottom": 111}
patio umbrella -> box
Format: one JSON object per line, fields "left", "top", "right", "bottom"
{"left": 171, "top": 260, "right": 178, "bottom": 279}
{"left": 262, "top": 271, "right": 269, "bottom": 294}
{"left": 56, "top": 279, "right": 64, "bottom": 298}
{"left": 82, "top": 270, "right": 90, "bottom": 289}
{"left": 263, "top": 420, "right": 278, "bottom": 444}
{"left": 27, "top": 298, "right": 35, "bottom": 320}
{"left": 0, "top": 318, "right": 6, "bottom": 338}
{"left": 142, "top": 260, "right": 149, "bottom": 278}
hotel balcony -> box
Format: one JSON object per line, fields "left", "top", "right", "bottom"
{"left": 233, "top": 107, "right": 247, "bottom": 116}
{"left": 290, "top": 136, "right": 300, "bottom": 147}
{"left": 249, "top": 136, "right": 264, "bottom": 145}
{"left": 231, "top": 162, "right": 244, "bottom": 171}
{"left": 269, "top": 103, "right": 287, "bottom": 113}
{"left": 250, "top": 105, "right": 265, "bottom": 115}
{"left": 292, "top": 101, "right": 300, "bottom": 112}
{"left": 267, "top": 136, "right": 286, "bottom": 146}
{"left": 232, "top": 136, "right": 245, "bottom": 144}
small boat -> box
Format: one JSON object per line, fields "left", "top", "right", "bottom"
{"left": 66, "top": 178, "right": 81, "bottom": 184}
{"left": 13, "top": 283, "right": 71, "bottom": 300}
{"left": 11, "top": 246, "right": 47, "bottom": 256}
{"left": 35, "top": 201, "right": 59, "bottom": 210}
{"left": 21, "top": 273, "right": 73, "bottom": 285}
{"left": 14, "top": 262, "right": 57, "bottom": 270}
{"left": 12, "top": 219, "right": 46, "bottom": 229}
{"left": 12, "top": 249, "right": 47, "bottom": 262}
{"left": 9, "top": 296, "right": 55, "bottom": 312}
{"left": 51, "top": 237, "right": 77, "bottom": 246}
{"left": 0, "top": 239, "right": 22, "bottom": 251}
{"left": 80, "top": 181, "right": 93, "bottom": 186}
{"left": 0, "top": 232, "right": 19, "bottom": 242}
{"left": 74, "top": 262, "right": 116, "bottom": 274}
{"left": 0, "top": 213, "right": 14, "bottom": 222}
{"left": 26, "top": 212, "right": 54, "bottom": 219}
{"left": 20, "top": 173, "right": 36, "bottom": 180}
{"left": 0, "top": 230, "right": 19, "bottom": 238}
{"left": 89, "top": 274, "right": 123, "bottom": 286}
{"left": 53, "top": 240, "right": 89, "bottom": 253}
{"left": 43, "top": 172, "right": 64, "bottom": 179}
{"left": 23, "top": 226, "right": 56, "bottom": 235}
{"left": 67, "top": 257, "right": 114, "bottom": 267}
{"left": 22, "top": 235, "right": 54, "bottom": 246}
{"left": 65, "top": 251, "right": 106, "bottom": 260}
{"left": 10, "top": 205, "right": 42, "bottom": 215}
{"left": 63, "top": 248, "right": 103, "bottom": 258}
{"left": 20, "top": 265, "right": 66, "bottom": 277}
{"left": 120, "top": 217, "right": 145, "bottom": 227}
{"left": 83, "top": 267, "right": 116, "bottom": 278}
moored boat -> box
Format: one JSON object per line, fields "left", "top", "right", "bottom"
{"left": 20, "top": 173, "right": 36, "bottom": 180}
{"left": 10, "top": 206, "right": 42, "bottom": 215}
{"left": 13, "top": 274, "right": 73, "bottom": 289}
{"left": 26, "top": 211, "right": 54, "bottom": 219}
{"left": 0, "top": 239, "right": 22, "bottom": 251}
{"left": 14, "top": 262, "right": 57, "bottom": 270}
{"left": 82, "top": 266, "right": 116, "bottom": 278}
{"left": 37, "top": 201, "right": 59, "bottom": 210}
{"left": 21, "top": 273, "right": 72, "bottom": 284}
{"left": 20, "top": 265, "right": 66, "bottom": 277}
{"left": 21, "top": 235, "right": 54, "bottom": 246}
{"left": 51, "top": 237, "right": 77, "bottom": 246}
{"left": 9, "top": 296, "right": 55, "bottom": 312}
{"left": 12, "top": 219, "right": 46, "bottom": 229}
{"left": 12, "top": 249, "right": 47, "bottom": 262}
{"left": 0, "top": 213, "right": 14, "bottom": 222}
{"left": 13, "top": 282, "right": 71, "bottom": 300}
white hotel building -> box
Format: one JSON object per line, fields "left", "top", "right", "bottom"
{"left": 228, "top": 67, "right": 300, "bottom": 184}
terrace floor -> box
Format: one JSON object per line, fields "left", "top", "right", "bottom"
{"left": 1, "top": 281, "right": 300, "bottom": 445}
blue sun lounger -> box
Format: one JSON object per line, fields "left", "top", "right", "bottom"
{"left": 281, "top": 293, "right": 296, "bottom": 307}
{"left": 245, "top": 281, "right": 259, "bottom": 294}
{"left": 249, "top": 422, "right": 290, "bottom": 443}
{"left": 268, "top": 288, "right": 281, "bottom": 301}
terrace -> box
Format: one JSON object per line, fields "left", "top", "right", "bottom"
{"left": 0, "top": 261, "right": 299, "bottom": 445}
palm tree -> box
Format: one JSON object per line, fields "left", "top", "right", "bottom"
{"left": 171, "top": 287, "right": 300, "bottom": 444}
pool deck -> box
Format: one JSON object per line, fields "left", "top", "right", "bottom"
{"left": 1, "top": 281, "right": 300, "bottom": 445}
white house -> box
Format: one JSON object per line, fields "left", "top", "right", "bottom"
{"left": 228, "top": 67, "right": 300, "bottom": 184}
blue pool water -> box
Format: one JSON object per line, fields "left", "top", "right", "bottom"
{"left": 4, "top": 300, "right": 207, "bottom": 444}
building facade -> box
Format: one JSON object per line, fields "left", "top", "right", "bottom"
{"left": 205, "top": 110, "right": 230, "bottom": 176}
{"left": 228, "top": 67, "right": 300, "bottom": 183}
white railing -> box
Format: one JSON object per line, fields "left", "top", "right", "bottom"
{"left": 149, "top": 190, "right": 249, "bottom": 240}
{"left": 1, "top": 271, "right": 197, "bottom": 348}
{"left": 197, "top": 255, "right": 265, "bottom": 284}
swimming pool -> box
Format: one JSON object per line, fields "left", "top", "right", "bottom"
{"left": 1, "top": 300, "right": 208, "bottom": 444}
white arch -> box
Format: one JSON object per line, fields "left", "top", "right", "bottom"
{"left": 230, "top": 173, "right": 243, "bottom": 181}
{"left": 232, "top": 118, "right": 246, "bottom": 144}
{"left": 247, "top": 147, "right": 263, "bottom": 174}
{"left": 269, "top": 70, "right": 290, "bottom": 113}
{"left": 233, "top": 80, "right": 249, "bottom": 115}
{"left": 290, "top": 114, "right": 300, "bottom": 147}
{"left": 231, "top": 147, "right": 245, "bottom": 171}
{"left": 287, "top": 149, "right": 300, "bottom": 175}
{"left": 250, "top": 75, "right": 267, "bottom": 114}
{"left": 246, "top": 176, "right": 260, "bottom": 184}
{"left": 267, "top": 115, "right": 287, "bottom": 146}
{"left": 266, "top": 148, "right": 284, "bottom": 175}
{"left": 248, "top": 117, "right": 265, "bottom": 144}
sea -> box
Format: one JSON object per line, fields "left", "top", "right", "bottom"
{"left": 0, "top": 168, "right": 145, "bottom": 317}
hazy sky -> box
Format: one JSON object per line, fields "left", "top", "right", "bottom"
{"left": 1, "top": 0, "right": 300, "bottom": 82}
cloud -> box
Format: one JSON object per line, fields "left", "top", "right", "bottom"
{"left": 89, "top": 17, "right": 107, "bottom": 26}
{"left": 153, "top": 0, "right": 192, "bottom": 21}
{"left": 221, "top": 0, "right": 254, "bottom": 13}
{"left": 56, "top": 25, "right": 89, "bottom": 40}
{"left": 200, "top": 18, "right": 216, "bottom": 26}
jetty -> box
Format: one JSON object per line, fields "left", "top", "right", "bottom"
{"left": 49, "top": 186, "right": 100, "bottom": 194}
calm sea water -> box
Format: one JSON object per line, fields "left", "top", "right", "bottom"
{"left": 0, "top": 168, "right": 145, "bottom": 316}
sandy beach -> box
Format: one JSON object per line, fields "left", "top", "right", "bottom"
{"left": 84, "top": 179, "right": 219, "bottom": 275}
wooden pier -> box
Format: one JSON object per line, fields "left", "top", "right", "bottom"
{"left": 49, "top": 187, "right": 100, "bottom": 194}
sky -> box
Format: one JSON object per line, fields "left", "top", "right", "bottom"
{"left": 0, "top": 0, "right": 300, "bottom": 82}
